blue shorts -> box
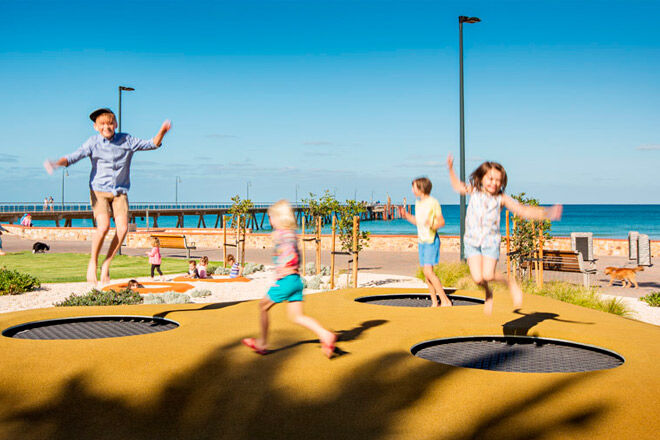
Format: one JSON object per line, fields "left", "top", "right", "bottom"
{"left": 465, "top": 242, "right": 500, "bottom": 261}
{"left": 418, "top": 235, "right": 440, "bottom": 266}
{"left": 267, "top": 274, "right": 304, "bottom": 303}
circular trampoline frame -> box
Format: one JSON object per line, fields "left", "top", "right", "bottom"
{"left": 411, "top": 335, "right": 625, "bottom": 373}
{"left": 2, "top": 315, "right": 180, "bottom": 340}
{"left": 354, "top": 291, "right": 485, "bottom": 307}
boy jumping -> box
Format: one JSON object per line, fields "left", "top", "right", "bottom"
{"left": 45, "top": 108, "right": 171, "bottom": 285}
{"left": 399, "top": 177, "right": 452, "bottom": 307}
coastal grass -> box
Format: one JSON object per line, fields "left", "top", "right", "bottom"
{"left": 417, "top": 262, "right": 631, "bottom": 317}
{"left": 639, "top": 291, "right": 660, "bottom": 307}
{"left": 0, "top": 252, "right": 223, "bottom": 283}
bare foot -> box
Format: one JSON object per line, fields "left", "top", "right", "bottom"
{"left": 100, "top": 259, "right": 111, "bottom": 284}
{"left": 483, "top": 297, "right": 494, "bottom": 315}
{"left": 440, "top": 301, "right": 453, "bottom": 307}
{"left": 510, "top": 282, "right": 523, "bottom": 308}
{"left": 321, "top": 332, "right": 337, "bottom": 358}
{"left": 87, "top": 259, "right": 98, "bottom": 285}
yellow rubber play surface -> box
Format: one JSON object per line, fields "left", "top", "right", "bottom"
{"left": 0, "top": 287, "right": 658, "bottom": 439}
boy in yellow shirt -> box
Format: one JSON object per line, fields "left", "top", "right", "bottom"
{"left": 399, "top": 177, "right": 452, "bottom": 307}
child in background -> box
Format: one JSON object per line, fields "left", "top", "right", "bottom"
{"left": 186, "top": 260, "right": 199, "bottom": 279}
{"left": 198, "top": 256, "right": 209, "bottom": 279}
{"left": 226, "top": 254, "right": 243, "bottom": 278}
{"left": 146, "top": 237, "right": 163, "bottom": 280}
{"left": 242, "top": 200, "right": 336, "bottom": 357}
{"left": 127, "top": 279, "right": 144, "bottom": 290}
{"left": 399, "top": 177, "right": 452, "bottom": 307}
{"left": 447, "top": 154, "right": 562, "bottom": 314}
{"left": 0, "top": 230, "right": 4, "bottom": 256}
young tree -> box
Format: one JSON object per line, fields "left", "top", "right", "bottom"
{"left": 510, "top": 192, "right": 551, "bottom": 279}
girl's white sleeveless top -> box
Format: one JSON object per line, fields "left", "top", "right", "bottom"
{"left": 464, "top": 191, "right": 502, "bottom": 248}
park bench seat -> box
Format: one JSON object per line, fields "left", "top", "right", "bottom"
{"left": 151, "top": 234, "right": 196, "bottom": 258}
{"left": 523, "top": 250, "right": 596, "bottom": 287}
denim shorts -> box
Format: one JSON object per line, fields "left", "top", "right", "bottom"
{"left": 465, "top": 242, "right": 500, "bottom": 261}
{"left": 267, "top": 274, "right": 304, "bottom": 303}
{"left": 418, "top": 235, "right": 440, "bottom": 267}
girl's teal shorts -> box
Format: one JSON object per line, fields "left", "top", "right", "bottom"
{"left": 267, "top": 274, "right": 304, "bottom": 303}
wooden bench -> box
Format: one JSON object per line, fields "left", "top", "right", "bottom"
{"left": 150, "top": 234, "right": 197, "bottom": 258}
{"left": 522, "top": 250, "right": 596, "bottom": 287}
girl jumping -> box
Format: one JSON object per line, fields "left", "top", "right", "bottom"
{"left": 242, "top": 199, "right": 337, "bottom": 357}
{"left": 447, "top": 154, "right": 562, "bottom": 314}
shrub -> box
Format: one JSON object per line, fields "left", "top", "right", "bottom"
{"left": 214, "top": 266, "right": 230, "bottom": 275}
{"left": 243, "top": 262, "right": 265, "bottom": 275}
{"left": 55, "top": 288, "right": 143, "bottom": 306}
{"left": 190, "top": 288, "right": 212, "bottom": 298}
{"left": 0, "top": 267, "right": 40, "bottom": 295}
{"left": 206, "top": 265, "right": 218, "bottom": 275}
{"left": 640, "top": 291, "right": 660, "bottom": 307}
{"left": 143, "top": 291, "right": 192, "bottom": 304}
{"left": 303, "top": 263, "right": 331, "bottom": 276}
{"left": 305, "top": 274, "right": 323, "bottom": 290}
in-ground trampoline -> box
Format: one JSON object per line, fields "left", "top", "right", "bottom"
{"left": 355, "top": 290, "right": 484, "bottom": 307}
{"left": 411, "top": 336, "right": 624, "bottom": 373}
{"left": 2, "top": 316, "right": 179, "bottom": 340}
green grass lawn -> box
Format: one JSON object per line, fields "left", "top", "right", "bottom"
{"left": 0, "top": 252, "right": 223, "bottom": 283}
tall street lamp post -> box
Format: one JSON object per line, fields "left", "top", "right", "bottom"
{"left": 61, "top": 168, "right": 68, "bottom": 210}
{"left": 175, "top": 176, "right": 182, "bottom": 205}
{"left": 118, "top": 86, "right": 135, "bottom": 132}
{"left": 458, "top": 15, "right": 480, "bottom": 261}
{"left": 246, "top": 181, "right": 251, "bottom": 200}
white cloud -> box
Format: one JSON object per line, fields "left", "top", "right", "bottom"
{"left": 302, "top": 141, "right": 333, "bottom": 146}
{"left": 636, "top": 144, "right": 660, "bottom": 151}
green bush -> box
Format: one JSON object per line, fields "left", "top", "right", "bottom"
{"left": 55, "top": 288, "right": 143, "bottom": 306}
{"left": 190, "top": 288, "right": 212, "bottom": 298}
{"left": 640, "top": 291, "right": 660, "bottom": 307}
{"left": 0, "top": 267, "right": 40, "bottom": 295}
{"left": 214, "top": 266, "right": 230, "bottom": 275}
{"left": 243, "top": 262, "right": 265, "bottom": 275}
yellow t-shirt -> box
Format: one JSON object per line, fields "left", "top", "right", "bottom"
{"left": 415, "top": 196, "right": 442, "bottom": 243}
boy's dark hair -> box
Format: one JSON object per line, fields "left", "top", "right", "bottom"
{"left": 469, "top": 161, "right": 508, "bottom": 194}
{"left": 188, "top": 260, "right": 196, "bottom": 266}
{"left": 226, "top": 254, "right": 235, "bottom": 262}
{"left": 412, "top": 177, "right": 432, "bottom": 195}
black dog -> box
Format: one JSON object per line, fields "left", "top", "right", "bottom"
{"left": 32, "top": 242, "right": 50, "bottom": 253}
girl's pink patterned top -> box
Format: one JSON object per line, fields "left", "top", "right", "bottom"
{"left": 272, "top": 229, "right": 300, "bottom": 279}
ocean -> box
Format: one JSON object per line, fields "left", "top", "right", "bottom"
{"left": 23, "top": 204, "right": 660, "bottom": 239}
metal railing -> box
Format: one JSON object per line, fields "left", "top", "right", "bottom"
{"left": 0, "top": 202, "right": 303, "bottom": 213}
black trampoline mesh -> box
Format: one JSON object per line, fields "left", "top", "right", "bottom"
{"left": 412, "top": 336, "right": 624, "bottom": 373}
{"left": 355, "top": 292, "right": 483, "bottom": 307}
{"left": 3, "top": 316, "right": 178, "bottom": 340}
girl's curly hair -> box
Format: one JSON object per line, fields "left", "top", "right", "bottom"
{"left": 469, "top": 161, "right": 507, "bottom": 194}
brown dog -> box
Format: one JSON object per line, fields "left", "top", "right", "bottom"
{"left": 604, "top": 266, "right": 644, "bottom": 288}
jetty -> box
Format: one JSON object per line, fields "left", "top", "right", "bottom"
{"left": 0, "top": 202, "right": 403, "bottom": 230}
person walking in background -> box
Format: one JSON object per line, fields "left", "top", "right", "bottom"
{"left": 146, "top": 237, "right": 163, "bottom": 280}
{"left": 447, "top": 154, "right": 562, "bottom": 314}
{"left": 44, "top": 108, "right": 171, "bottom": 285}
{"left": 399, "top": 177, "right": 452, "bottom": 307}
{"left": 0, "top": 229, "right": 5, "bottom": 256}
{"left": 49, "top": 196, "right": 54, "bottom": 211}
{"left": 43, "top": 197, "right": 48, "bottom": 212}
{"left": 242, "top": 200, "right": 337, "bottom": 357}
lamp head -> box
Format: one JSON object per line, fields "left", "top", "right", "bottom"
{"left": 459, "top": 16, "right": 481, "bottom": 23}
{"left": 119, "top": 86, "right": 135, "bottom": 91}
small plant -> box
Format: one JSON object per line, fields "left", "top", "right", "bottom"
{"left": 0, "top": 267, "right": 40, "bottom": 295}
{"left": 509, "top": 192, "right": 552, "bottom": 279}
{"left": 214, "top": 266, "right": 231, "bottom": 275}
{"left": 640, "top": 291, "right": 660, "bottom": 307}
{"left": 243, "top": 262, "right": 265, "bottom": 275}
{"left": 190, "top": 288, "right": 212, "bottom": 298}
{"left": 524, "top": 281, "right": 631, "bottom": 317}
{"left": 143, "top": 291, "right": 192, "bottom": 304}
{"left": 305, "top": 274, "right": 323, "bottom": 290}
{"left": 206, "top": 265, "right": 218, "bottom": 275}
{"left": 55, "top": 288, "right": 143, "bottom": 306}
{"left": 336, "top": 199, "right": 370, "bottom": 253}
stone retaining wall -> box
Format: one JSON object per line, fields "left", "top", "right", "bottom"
{"left": 3, "top": 224, "right": 658, "bottom": 258}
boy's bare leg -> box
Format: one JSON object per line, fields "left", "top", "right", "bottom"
{"left": 422, "top": 265, "right": 452, "bottom": 307}
{"left": 422, "top": 270, "right": 438, "bottom": 307}
{"left": 88, "top": 213, "right": 111, "bottom": 285}
{"left": 257, "top": 297, "right": 275, "bottom": 349}
{"left": 100, "top": 213, "right": 128, "bottom": 284}
{"left": 287, "top": 301, "right": 336, "bottom": 347}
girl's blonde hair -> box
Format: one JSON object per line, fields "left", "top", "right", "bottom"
{"left": 151, "top": 237, "right": 160, "bottom": 247}
{"left": 200, "top": 256, "right": 208, "bottom": 265}
{"left": 268, "top": 199, "right": 297, "bottom": 230}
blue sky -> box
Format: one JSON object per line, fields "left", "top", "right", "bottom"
{"left": 1, "top": 0, "right": 658, "bottom": 204}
